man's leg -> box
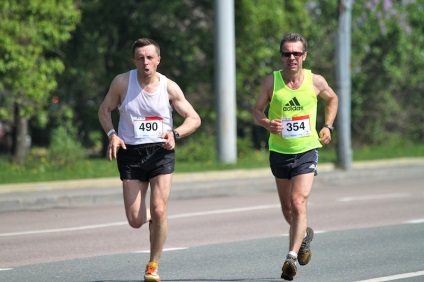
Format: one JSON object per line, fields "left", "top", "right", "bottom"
{"left": 148, "top": 173, "right": 172, "bottom": 263}
{"left": 276, "top": 178, "right": 298, "bottom": 280}
{"left": 122, "top": 179, "right": 150, "bottom": 228}
{"left": 277, "top": 173, "right": 314, "bottom": 280}
{"left": 291, "top": 173, "right": 314, "bottom": 267}
{"left": 289, "top": 173, "right": 314, "bottom": 254}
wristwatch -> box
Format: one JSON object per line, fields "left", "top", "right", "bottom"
{"left": 323, "top": 124, "right": 334, "bottom": 133}
{"left": 172, "top": 129, "right": 180, "bottom": 140}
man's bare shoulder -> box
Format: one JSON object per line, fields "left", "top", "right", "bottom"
{"left": 261, "top": 73, "right": 275, "bottom": 95}
{"left": 263, "top": 73, "right": 274, "bottom": 83}
{"left": 113, "top": 71, "right": 131, "bottom": 84}
{"left": 165, "top": 77, "right": 184, "bottom": 100}
{"left": 109, "top": 71, "right": 131, "bottom": 92}
{"left": 311, "top": 73, "right": 327, "bottom": 88}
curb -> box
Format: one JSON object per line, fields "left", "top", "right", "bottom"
{"left": 0, "top": 158, "right": 423, "bottom": 212}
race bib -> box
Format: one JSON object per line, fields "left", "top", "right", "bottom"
{"left": 282, "top": 115, "right": 311, "bottom": 138}
{"left": 133, "top": 117, "right": 163, "bottom": 139}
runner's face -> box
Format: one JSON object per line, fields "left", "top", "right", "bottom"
{"left": 133, "top": 45, "right": 161, "bottom": 77}
{"left": 281, "top": 41, "right": 306, "bottom": 72}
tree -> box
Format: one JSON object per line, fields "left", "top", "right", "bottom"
{"left": 0, "top": 0, "right": 80, "bottom": 164}
{"left": 307, "top": 0, "right": 424, "bottom": 146}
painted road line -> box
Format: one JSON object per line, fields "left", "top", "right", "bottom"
{"left": 338, "top": 193, "right": 409, "bottom": 202}
{"left": 355, "top": 270, "right": 424, "bottom": 282}
{"left": 0, "top": 204, "right": 280, "bottom": 237}
{"left": 134, "top": 247, "right": 188, "bottom": 253}
{"left": 404, "top": 219, "right": 424, "bottom": 224}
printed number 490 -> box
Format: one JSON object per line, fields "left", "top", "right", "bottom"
{"left": 139, "top": 122, "right": 158, "bottom": 131}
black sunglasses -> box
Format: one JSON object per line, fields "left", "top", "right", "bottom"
{"left": 281, "top": 52, "right": 304, "bottom": 58}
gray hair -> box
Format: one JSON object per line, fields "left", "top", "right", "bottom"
{"left": 279, "top": 33, "right": 308, "bottom": 54}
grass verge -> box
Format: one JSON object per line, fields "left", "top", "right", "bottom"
{"left": 0, "top": 144, "right": 423, "bottom": 184}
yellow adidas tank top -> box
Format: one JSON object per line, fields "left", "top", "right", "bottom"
{"left": 268, "top": 69, "right": 322, "bottom": 154}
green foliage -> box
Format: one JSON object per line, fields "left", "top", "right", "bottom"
{"left": 48, "top": 126, "right": 85, "bottom": 166}
{"left": 2, "top": 0, "right": 423, "bottom": 166}
{"left": 0, "top": 0, "right": 81, "bottom": 120}
{"left": 175, "top": 134, "right": 256, "bottom": 163}
{"left": 305, "top": 0, "right": 424, "bottom": 146}
{"left": 352, "top": 0, "right": 424, "bottom": 145}
{"left": 176, "top": 133, "right": 216, "bottom": 163}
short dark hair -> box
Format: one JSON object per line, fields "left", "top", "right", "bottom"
{"left": 279, "top": 33, "right": 308, "bottom": 54}
{"left": 131, "top": 38, "right": 161, "bottom": 57}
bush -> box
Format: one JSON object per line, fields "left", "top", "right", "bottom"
{"left": 176, "top": 133, "right": 257, "bottom": 163}
{"left": 176, "top": 133, "right": 216, "bottom": 162}
{"left": 48, "top": 126, "right": 86, "bottom": 166}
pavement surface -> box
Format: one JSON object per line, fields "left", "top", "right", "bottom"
{"left": 1, "top": 157, "right": 424, "bottom": 213}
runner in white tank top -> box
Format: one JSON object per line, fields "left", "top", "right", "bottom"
{"left": 118, "top": 69, "right": 173, "bottom": 145}
{"left": 98, "top": 38, "right": 201, "bottom": 282}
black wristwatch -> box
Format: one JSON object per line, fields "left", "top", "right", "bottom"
{"left": 323, "top": 124, "right": 334, "bottom": 133}
{"left": 172, "top": 129, "right": 180, "bottom": 140}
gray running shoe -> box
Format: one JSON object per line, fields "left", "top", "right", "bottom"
{"left": 298, "top": 227, "right": 314, "bottom": 266}
{"left": 281, "top": 254, "right": 297, "bottom": 281}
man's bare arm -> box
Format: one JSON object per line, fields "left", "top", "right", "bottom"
{"left": 252, "top": 75, "right": 283, "bottom": 135}
{"left": 166, "top": 79, "right": 201, "bottom": 139}
{"left": 313, "top": 74, "right": 338, "bottom": 144}
{"left": 98, "top": 73, "right": 128, "bottom": 160}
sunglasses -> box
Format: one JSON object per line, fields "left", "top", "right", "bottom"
{"left": 281, "top": 52, "right": 304, "bottom": 58}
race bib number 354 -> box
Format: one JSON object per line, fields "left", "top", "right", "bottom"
{"left": 133, "top": 117, "right": 163, "bottom": 138}
{"left": 282, "top": 115, "right": 311, "bottom": 138}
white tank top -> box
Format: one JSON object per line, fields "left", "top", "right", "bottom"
{"left": 118, "top": 70, "right": 173, "bottom": 145}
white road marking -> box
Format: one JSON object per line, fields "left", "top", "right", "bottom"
{"left": 0, "top": 204, "right": 280, "bottom": 237}
{"left": 338, "top": 193, "right": 409, "bottom": 202}
{"left": 133, "top": 247, "right": 187, "bottom": 254}
{"left": 0, "top": 268, "right": 13, "bottom": 271}
{"left": 0, "top": 222, "right": 127, "bottom": 237}
{"left": 404, "top": 219, "right": 424, "bottom": 224}
{"left": 168, "top": 204, "right": 280, "bottom": 219}
{"left": 355, "top": 270, "right": 424, "bottom": 282}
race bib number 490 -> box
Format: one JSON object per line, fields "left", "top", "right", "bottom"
{"left": 281, "top": 115, "right": 311, "bottom": 138}
{"left": 133, "top": 117, "right": 163, "bottom": 138}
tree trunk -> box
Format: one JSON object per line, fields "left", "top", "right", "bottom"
{"left": 11, "top": 103, "right": 29, "bottom": 165}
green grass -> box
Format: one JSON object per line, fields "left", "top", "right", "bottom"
{"left": 0, "top": 143, "right": 423, "bottom": 185}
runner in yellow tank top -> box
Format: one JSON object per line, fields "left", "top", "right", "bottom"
{"left": 253, "top": 33, "right": 338, "bottom": 281}
{"left": 269, "top": 69, "right": 321, "bottom": 154}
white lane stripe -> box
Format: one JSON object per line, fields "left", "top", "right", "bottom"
{"left": 133, "top": 247, "right": 187, "bottom": 253}
{"left": 355, "top": 270, "right": 424, "bottom": 282}
{"left": 168, "top": 204, "right": 280, "bottom": 219}
{"left": 0, "top": 268, "right": 13, "bottom": 271}
{"left": 0, "top": 222, "right": 127, "bottom": 237}
{"left": 338, "top": 193, "right": 409, "bottom": 202}
{"left": 404, "top": 219, "right": 424, "bottom": 224}
{"left": 0, "top": 204, "right": 280, "bottom": 237}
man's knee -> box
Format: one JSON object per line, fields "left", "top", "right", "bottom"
{"left": 127, "top": 216, "right": 143, "bottom": 228}
{"left": 150, "top": 205, "right": 167, "bottom": 222}
{"left": 126, "top": 212, "right": 148, "bottom": 229}
{"left": 290, "top": 196, "right": 307, "bottom": 217}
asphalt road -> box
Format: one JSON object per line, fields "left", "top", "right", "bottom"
{"left": 1, "top": 169, "right": 424, "bottom": 282}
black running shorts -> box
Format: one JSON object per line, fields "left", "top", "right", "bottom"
{"left": 117, "top": 143, "right": 175, "bottom": 181}
{"left": 269, "top": 149, "right": 319, "bottom": 179}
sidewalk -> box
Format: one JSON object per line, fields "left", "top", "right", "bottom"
{"left": 1, "top": 158, "right": 424, "bottom": 212}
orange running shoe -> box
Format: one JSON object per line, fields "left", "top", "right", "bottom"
{"left": 144, "top": 261, "right": 161, "bottom": 282}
